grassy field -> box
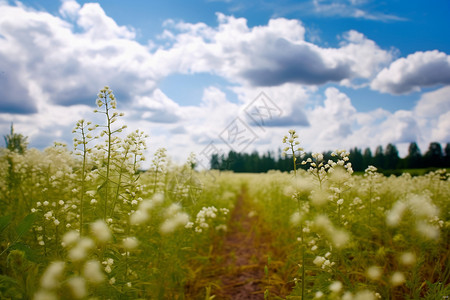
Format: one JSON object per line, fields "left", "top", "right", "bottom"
{"left": 1, "top": 89, "right": 449, "bottom": 299}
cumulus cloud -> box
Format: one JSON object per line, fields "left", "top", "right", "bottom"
{"left": 377, "top": 110, "right": 421, "bottom": 144}
{"left": 0, "top": 1, "right": 156, "bottom": 112}
{"left": 432, "top": 111, "right": 450, "bottom": 142}
{"left": 234, "top": 83, "right": 311, "bottom": 127}
{"left": 308, "top": 87, "right": 356, "bottom": 142}
{"left": 0, "top": 1, "right": 393, "bottom": 119}
{"left": 59, "top": 0, "right": 81, "bottom": 20}
{"left": 153, "top": 13, "right": 392, "bottom": 87}
{"left": 137, "top": 89, "right": 183, "bottom": 123}
{"left": 414, "top": 85, "right": 450, "bottom": 118}
{"left": 0, "top": 65, "right": 36, "bottom": 114}
{"left": 413, "top": 86, "right": 450, "bottom": 143}
{"left": 371, "top": 50, "right": 450, "bottom": 94}
{"left": 295, "top": 86, "right": 445, "bottom": 156}
{"left": 346, "top": 86, "right": 450, "bottom": 154}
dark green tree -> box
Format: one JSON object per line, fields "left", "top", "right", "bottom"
{"left": 2, "top": 124, "right": 28, "bottom": 210}
{"left": 374, "top": 146, "right": 385, "bottom": 169}
{"left": 384, "top": 143, "right": 400, "bottom": 170}
{"left": 424, "top": 142, "right": 443, "bottom": 167}
{"left": 349, "top": 147, "right": 364, "bottom": 172}
{"left": 210, "top": 153, "right": 220, "bottom": 170}
{"left": 362, "top": 148, "right": 373, "bottom": 169}
{"left": 406, "top": 142, "right": 422, "bottom": 168}
{"left": 444, "top": 143, "right": 450, "bottom": 167}
{"left": 4, "top": 123, "right": 28, "bottom": 154}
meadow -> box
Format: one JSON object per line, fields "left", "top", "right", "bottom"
{"left": 0, "top": 87, "right": 449, "bottom": 300}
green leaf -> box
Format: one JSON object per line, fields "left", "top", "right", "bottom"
{"left": 0, "top": 215, "right": 12, "bottom": 235}
{"left": 25, "top": 264, "right": 39, "bottom": 298}
{"left": 0, "top": 274, "right": 23, "bottom": 299}
{"left": 0, "top": 275, "right": 19, "bottom": 286}
{"left": 97, "top": 180, "right": 107, "bottom": 192}
{"left": 9, "top": 243, "right": 41, "bottom": 264}
{"left": 15, "top": 213, "right": 37, "bottom": 240}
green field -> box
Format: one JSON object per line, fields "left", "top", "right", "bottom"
{"left": 1, "top": 89, "right": 449, "bottom": 300}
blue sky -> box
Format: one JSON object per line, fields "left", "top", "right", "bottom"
{"left": 1, "top": 0, "right": 449, "bottom": 165}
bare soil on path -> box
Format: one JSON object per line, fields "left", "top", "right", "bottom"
{"left": 185, "top": 187, "right": 291, "bottom": 299}
{"left": 212, "top": 189, "right": 270, "bottom": 299}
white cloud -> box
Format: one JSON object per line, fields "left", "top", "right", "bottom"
{"left": 302, "top": 87, "right": 357, "bottom": 150}
{"left": 233, "top": 83, "right": 311, "bottom": 127}
{"left": 414, "top": 85, "right": 450, "bottom": 118}
{"left": 413, "top": 86, "right": 450, "bottom": 144}
{"left": 432, "top": 111, "right": 450, "bottom": 142}
{"left": 371, "top": 50, "right": 450, "bottom": 94}
{"left": 137, "top": 89, "right": 183, "bottom": 123}
{"left": 0, "top": 1, "right": 393, "bottom": 118}
{"left": 336, "top": 30, "right": 393, "bottom": 79}
{"left": 76, "top": 3, "right": 136, "bottom": 40}
{"left": 346, "top": 86, "right": 450, "bottom": 154}
{"left": 59, "top": 0, "right": 81, "bottom": 20}
{"left": 155, "top": 13, "right": 392, "bottom": 87}
{"left": 377, "top": 110, "right": 421, "bottom": 144}
{"left": 0, "top": 1, "right": 156, "bottom": 112}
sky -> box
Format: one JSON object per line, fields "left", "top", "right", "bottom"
{"left": 1, "top": 0, "right": 450, "bottom": 167}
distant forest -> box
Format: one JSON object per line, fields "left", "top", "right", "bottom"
{"left": 210, "top": 142, "right": 450, "bottom": 174}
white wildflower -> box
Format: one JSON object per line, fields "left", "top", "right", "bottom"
{"left": 90, "top": 220, "right": 111, "bottom": 242}
{"left": 313, "top": 256, "right": 326, "bottom": 267}
{"left": 40, "top": 261, "right": 65, "bottom": 290}
{"left": 329, "top": 281, "right": 342, "bottom": 293}
{"left": 83, "top": 260, "right": 104, "bottom": 284}
{"left": 122, "top": 237, "right": 139, "bottom": 250}
{"left": 68, "top": 237, "right": 94, "bottom": 262}
{"left": 67, "top": 276, "right": 87, "bottom": 299}
{"left": 400, "top": 252, "right": 416, "bottom": 266}
{"left": 34, "top": 290, "right": 58, "bottom": 300}
{"left": 314, "top": 291, "right": 324, "bottom": 298}
{"left": 366, "top": 266, "right": 382, "bottom": 280}
{"left": 290, "top": 212, "right": 303, "bottom": 226}
{"left": 390, "top": 271, "right": 405, "bottom": 286}
{"left": 160, "top": 212, "right": 190, "bottom": 234}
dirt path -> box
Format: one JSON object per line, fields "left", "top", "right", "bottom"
{"left": 185, "top": 187, "right": 290, "bottom": 299}
{"left": 212, "top": 188, "right": 271, "bottom": 299}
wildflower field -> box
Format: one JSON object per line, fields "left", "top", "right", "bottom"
{"left": 1, "top": 88, "right": 449, "bottom": 300}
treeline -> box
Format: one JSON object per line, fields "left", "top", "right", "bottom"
{"left": 210, "top": 142, "right": 450, "bottom": 173}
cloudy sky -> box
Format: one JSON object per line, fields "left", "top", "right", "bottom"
{"left": 1, "top": 0, "right": 449, "bottom": 166}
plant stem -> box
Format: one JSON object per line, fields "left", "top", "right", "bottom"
{"left": 80, "top": 124, "right": 87, "bottom": 236}
{"left": 104, "top": 101, "right": 112, "bottom": 220}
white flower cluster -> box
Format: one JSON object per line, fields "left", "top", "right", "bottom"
{"left": 31, "top": 199, "right": 81, "bottom": 246}
{"left": 160, "top": 203, "right": 190, "bottom": 234}
{"left": 282, "top": 129, "right": 303, "bottom": 158}
{"left": 36, "top": 233, "right": 106, "bottom": 299}
{"left": 185, "top": 206, "right": 229, "bottom": 233}
{"left": 312, "top": 251, "right": 335, "bottom": 271}
{"left": 129, "top": 193, "right": 164, "bottom": 225}
{"left": 386, "top": 193, "right": 441, "bottom": 239}
{"left": 302, "top": 150, "right": 353, "bottom": 184}
{"left": 312, "top": 215, "right": 350, "bottom": 248}
{"left": 102, "top": 258, "right": 114, "bottom": 274}
{"left": 90, "top": 219, "right": 112, "bottom": 243}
